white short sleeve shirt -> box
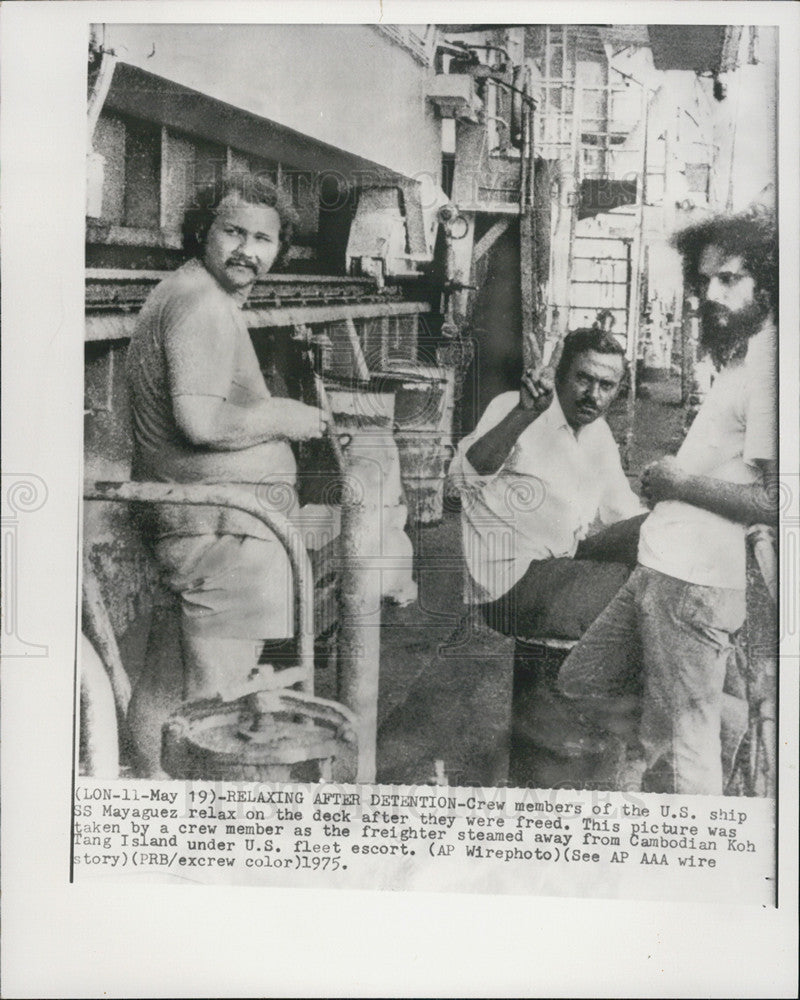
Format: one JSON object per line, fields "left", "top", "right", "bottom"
{"left": 449, "top": 392, "right": 644, "bottom": 602}
{"left": 638, "top": 320, "right": 777, "bottom": 589}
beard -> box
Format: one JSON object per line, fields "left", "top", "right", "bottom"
{"left": 699, "top": 295, "right": 770, "bottom": 369}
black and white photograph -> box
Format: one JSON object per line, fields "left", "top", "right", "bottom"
{"left": 80, "top": 23, "right": 779, "bottom": 796}
{"left": 2, "top": 3, "right": 798, "bottom": 997}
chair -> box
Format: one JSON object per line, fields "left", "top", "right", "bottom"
{"left": 445, "top": 573, "right": 622, "bottom": 788}
{"left": 81, "top": 479, "right": 319, "bottom": 777}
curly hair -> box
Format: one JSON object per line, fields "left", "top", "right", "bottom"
{"left": 555, "top": 327, "right": 627, "bottom": 385}
{"left": 672, "top": 207, "right": 778, "bottom": 317}
{"left": 182, "top": 169, "right": 298, "bottom": 265}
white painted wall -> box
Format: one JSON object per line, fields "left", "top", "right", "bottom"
{"left": 712, "top": 27, "right": 777, "bottom": 212}
{"left": 101, "top": 23, "right": 442, "bottom": 181}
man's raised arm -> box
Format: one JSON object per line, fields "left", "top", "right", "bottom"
{"left": 466, "top": 367, "right": 554, "bottom": 476}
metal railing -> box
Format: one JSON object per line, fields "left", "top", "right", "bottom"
{"left": 84, "top": 479, "right": 316, "bottom": 689}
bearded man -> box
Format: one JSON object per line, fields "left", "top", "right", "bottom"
{"left": 558, "top": 208, "right": 778, "bottom": 795}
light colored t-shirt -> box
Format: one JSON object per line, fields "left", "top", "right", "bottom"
{"left": 449, "top": 392, "right": 644, "bottom": 602}
{"left": 126, "top": 258, "right": 298, "bottom": 538}
{"left": 638, "top": 320, "right": 777, "bottom": 589}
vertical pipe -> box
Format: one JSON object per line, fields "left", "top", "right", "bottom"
{"left": 160, "top": 127, "right": 170, "bottom": 231}
{"left": 520, "top": 83, "right": 541, "bottom": 371}
{"left": 624, "top": 84, "right": 650, "bottom": 466}
{"left": 562, "top": 63, "right": 584, "bottom": 339}
{"left": 87, "top": 50, "right": 117, "bottom": 142}
{"left": 680, "top": 301, "right": 694, "bottom": 405}
{"left": 82, "top": 560, "right": 132, "bottom": 717}
{"left": 338, "top": 456, "right": 384, "bottom": 783}
{"left": 80, "top": 634, "right": 120, "bottom": 778}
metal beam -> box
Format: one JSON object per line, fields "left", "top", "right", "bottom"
{"left": 472, "top": 217, "right": 511, "bottom": 262}
{"left": 86, "top": 299, "right": 431, "bottom": 342}
{"left": 520, "top": 210, "right": 540, "bottom": 369}
{"left": 344, "top": 316, "right": 372, "bottom": 382}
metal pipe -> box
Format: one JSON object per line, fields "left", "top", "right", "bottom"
{"left": 488, "top": 77, "right": 537, "bottom": 105}
{"left": 624, "top": 84, "right": 651, "bottom": 467}
{"left": 337, "top": 457, "right": 384, "bottom": 783}
{"left": 748, "top": 525, "right": 777, "bottom": 605}
{"left": 292, "top": 324, "right": 349, "bottom": 475}
{"left": 80, "top": 634, "right": 120, "bottom": 778}
{"left": 84, "top": 480, "right": 316, "bottom": 692}
{"left": 519, "top": 81, "right": 541, "bottom": 371}
{"left": 463, "top": 42, "right": 512, "bottom": 63}
{"left": 87, "top": 50, "right": 117, "bottom": 142}
{"left": 82, "top": 559, "right": 132, "bottom": 717}
{"left": 563, "top": 62, "right": 585, "bottom": 334}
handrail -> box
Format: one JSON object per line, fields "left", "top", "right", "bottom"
{"left": 83, "top": 480, "right": 316, "bottom": 691}
{"left": 747, "top": 523, "right": 777, "bottom": 606}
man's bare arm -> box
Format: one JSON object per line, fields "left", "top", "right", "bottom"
{"left": 466, "top": 367, "right": 554, "bottom": 476}
{"left": 641, "top": 456, "right": 778, "bottom": 525}
{"left": 173, "top": 394, "right": 326, "bottom": 450}
{"left": 466, "top": 407, "right": 540, "bottom": 476}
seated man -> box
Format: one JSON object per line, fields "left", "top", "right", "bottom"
{"left": 559, "top": 209, "right": 778, "bottom": 795}
{"left": 125, "top": 170, "right": 327, "bottom": 775}
{"left": 449, "top": 327, "right": 646, "bottom": 642}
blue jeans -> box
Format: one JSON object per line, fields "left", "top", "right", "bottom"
{"left": 559, "top": 566, "right": 746, "bottom": 795}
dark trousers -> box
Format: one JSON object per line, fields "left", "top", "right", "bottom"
{"left": 479, "top": 514, "right": 646, "bottom": 641}
{"left": 476, "top": 514, "right": 647, "bottom": 788}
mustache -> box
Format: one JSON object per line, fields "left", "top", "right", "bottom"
{"left": 699, "top": 302, "right": 754, "bottom": 368}
{"left": 701, "top": 302, "right": 730, "bottom": 323}
{"left": 226, "top": 256, "right": 258, "bottom": 272}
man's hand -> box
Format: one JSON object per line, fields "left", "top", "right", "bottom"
{"left": 519, "top": 365, "right": 555, "bottom": 413}
{"left": 281, "top": 399, "right": 328, "bottom": 441}
{"left": 640, "top": 455, "right": 686, "bottom": 506}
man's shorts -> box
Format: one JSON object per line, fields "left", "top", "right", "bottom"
{"left": 152, "top": 533, "right": 294, "bottom": 641}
